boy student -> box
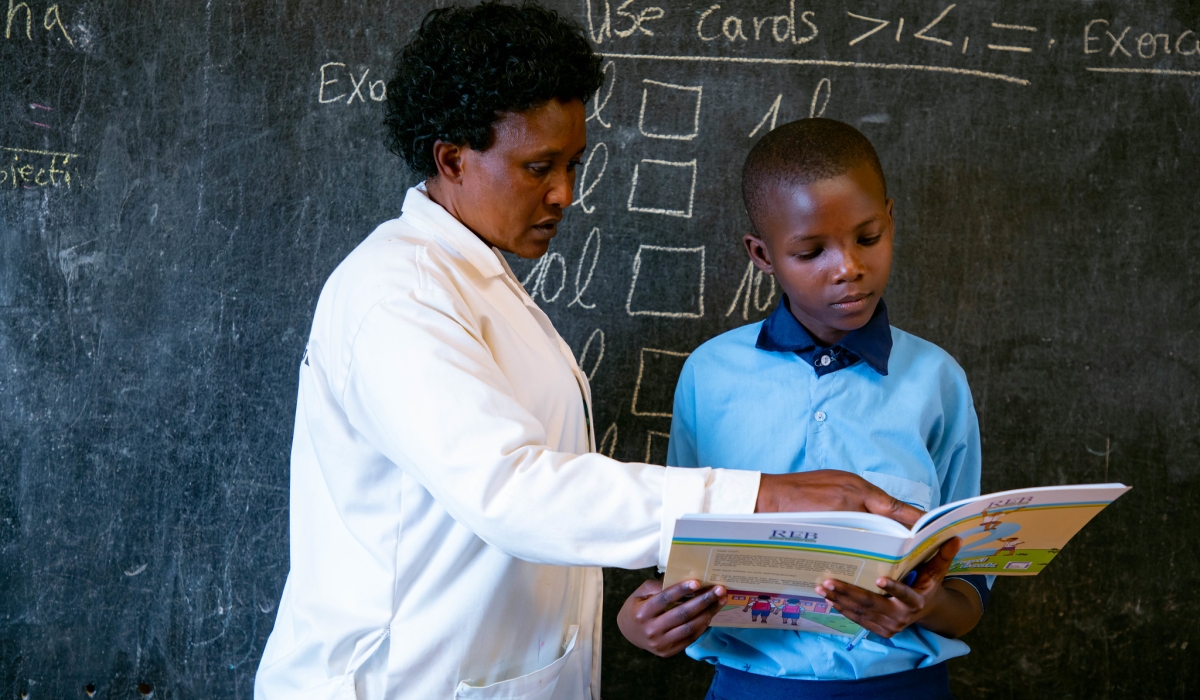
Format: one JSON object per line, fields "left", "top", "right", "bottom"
{"left": 664, "top": 119, "right": 990, "bottom": 699}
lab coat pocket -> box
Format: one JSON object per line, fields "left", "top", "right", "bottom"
{"left": 454, "top": 625, "right": 580, "bottom": 700}
{"left": 290, "top": 673, "right": 357, "bottom": 700}
{"left": 860, "top": 471, "right": 934, "bottom": 513}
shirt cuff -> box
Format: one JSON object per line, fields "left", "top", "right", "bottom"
{"left": 658, "top": 467, "right": 761, "bottom": 569}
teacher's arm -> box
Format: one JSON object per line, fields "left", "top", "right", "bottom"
{"left": 335, "top": 288, "right": 917, "bottom": 570}
{"left": 333, "top": 286, "right": 753, "bottom": 569}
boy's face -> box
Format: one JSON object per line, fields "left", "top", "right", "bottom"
{"left": 744, "top": 162, "right": 894, "bottom": 346}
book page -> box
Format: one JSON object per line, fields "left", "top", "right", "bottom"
{"left": 703, "top": 547, "right": 864, "bottom": 590}
{"left": 663, "top": 518, "right": 908, "bottom": 636}
{"left": 664, "top": 518, "right": 907, "bottom": 597}
{"left": 682, "top": 511, "right": 912, "bottom": 537}
{"left": 902, "top": 484, "right": 1130, "bottom": 575}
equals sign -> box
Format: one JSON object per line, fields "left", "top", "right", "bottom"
{"left": 30, "top": 103, "right": 52, "bottom": 129}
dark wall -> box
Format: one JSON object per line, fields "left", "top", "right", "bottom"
{"left": 2, "top": 1, "right": 1197, "bottom": 698}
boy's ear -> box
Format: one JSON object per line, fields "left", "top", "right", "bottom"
{"left": 743, "top": 233, "right": 774, "bottom": 275}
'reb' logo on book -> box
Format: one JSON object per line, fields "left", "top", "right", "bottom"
{"left": 769, "top": 530, "right": 818, "bottom": 543}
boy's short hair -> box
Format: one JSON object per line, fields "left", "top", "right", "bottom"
{"left": 742, "top": 118, "right": 887, "bottom": 233}
{"left": 384, "top": 1, "right": 603, "bottom": 177}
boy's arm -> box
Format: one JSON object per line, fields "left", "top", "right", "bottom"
{"left": 938, "top": 401, "right": 992, "bottom": 615}
{"left": 915, "top": 578, "right": 985, "bottom": 638}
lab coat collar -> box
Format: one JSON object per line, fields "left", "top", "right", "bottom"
{"left": 401, "top": 183, "right": 507, "bottom": 279}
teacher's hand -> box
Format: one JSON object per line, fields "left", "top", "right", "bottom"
{"left": 617, "top": 579, "right": 726, "bottom": 657}
{"left": 755, "top": 470, "right": 923, "bottom": 527}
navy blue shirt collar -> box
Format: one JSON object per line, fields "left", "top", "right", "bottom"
{"left": 756, "top": 296, "right": 892, "bottom": 376}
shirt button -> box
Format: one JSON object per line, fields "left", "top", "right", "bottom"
{"left": 817, "top": 355, "right": 832, "bottom": 367}
{"left": 814, "top": 411, "right": 826, "bottom": 422}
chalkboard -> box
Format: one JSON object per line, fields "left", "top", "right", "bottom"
{"left": 2, "top": 1, "right": 1198, "bottom": 698}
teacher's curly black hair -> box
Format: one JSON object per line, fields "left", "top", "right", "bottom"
{"left": 384, "top": 1, "right": 604, "bottom": 177}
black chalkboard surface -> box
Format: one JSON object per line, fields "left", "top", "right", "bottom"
{"left": 2, "top": 1, "right": 1197, "bottom": 698}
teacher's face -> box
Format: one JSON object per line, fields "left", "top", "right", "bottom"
{"left": 430, "top": 98, "right": 587, "bottom": 259}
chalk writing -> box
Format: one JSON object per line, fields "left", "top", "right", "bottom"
{"left": 644, "top": 430, "right": 670, "bottom": 464}
{"left": 318, "top": 62, "right": 387, "bottom": 105}
{"left": 912, "top": 4, "right": 955, "bottom": 47}
{"left": 749, "top": 80, "right": 830, "bottom": 139}
{"left": 570, "top": 143, "right": 608, "bottom": 214}
{"left": 599, "top": 423, "right": 618, "bottom": 458}
{"left": 696, "top": 1, "right": 817, "bottom": 45}
{"left": 626, "top": 245, "right": 706, "bottom": 318}
{"left": 587, "top": 61, "right": 616, "bottom": 128}
{"left": 1, "top": 147, "right": 80, "bottom": 189}
{"left": 630, "top": 348, "right": 690, "bottom": 416}
{"left": 521, "top": 227, "right": 603, "bottom": 308}
{"left": 4, "top": 1, "right": 73, "bottom": 45}
{"left": 638, "top": 79, "right": 703, "bottom": 140}
{"left": 568, "top": 227, "right": 602, "bottom": 309}
{"left": 846, "top": 5, "right": 1043, "bottom": 58}
{"left": 585, "top": 0, "right": 664, "bottom": 43}
{"left": 591, "top": 5, "right": 1057, "bottom": 85}
{"left": 579, "top": 328, "right": 605, "bottom": 380}
{"left": 600, "top": 53, "right": 1030, "bottom": 86}
{"left": 1084, "top": 19, "right": 1199, "bottom": 75}
{"left": 987, "top": 22, "right": 1037, "bottom": 54}
{"left": 847, "top": 11, "right": 889, "bottom": 47}
{"left": 809, "top": 77, "right": 831, "bottom": 117}
{"left": 748, "top": 93, "right": 781, "bottom": 138}
{"left": 627, "top": 158, "right": 697, "bottom": 217}
{"left": 521, "top": 251, "right": 568, "bottom": 303}
{"left": 725, "top": 259, "right": 777, "bottom": 320}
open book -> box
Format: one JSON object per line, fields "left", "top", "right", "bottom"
{"left": 662, "top": 483, "right": 1129, "bottom": 635}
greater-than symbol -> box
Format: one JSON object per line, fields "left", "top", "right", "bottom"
{"left": 846, "top": 12, "right": 889, "bottom": 47}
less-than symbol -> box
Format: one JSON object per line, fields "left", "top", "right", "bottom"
{"left": 913, "top": 4, "right": 956, "bottom": 47}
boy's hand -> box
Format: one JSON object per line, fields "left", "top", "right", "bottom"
{"left": 756, "top": 470, "right": 923, "bottom": 527}
{"left": 814, "top": 537, "right": 980, "bottom": 639}
{"left": 617, "top": 579, "right": 726, "bottom": 657}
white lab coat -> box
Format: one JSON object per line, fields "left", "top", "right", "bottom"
{"left": 255, "top": 185, "right": 759, "bottom": 700}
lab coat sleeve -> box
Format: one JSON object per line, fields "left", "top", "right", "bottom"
{"left": 338, "top": 288, "right": 759, "bottom": 569}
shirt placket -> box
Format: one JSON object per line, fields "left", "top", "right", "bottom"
{"left": 807, "top": 362, "right": 835, "bottom": 470}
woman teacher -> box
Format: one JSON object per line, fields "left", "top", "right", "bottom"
{"left": 255, "top": 4, "right": 918, "bottom": 699}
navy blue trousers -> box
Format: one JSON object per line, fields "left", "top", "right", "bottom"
{"left": 704, "top": 663, "right": 955, "bottom": 700}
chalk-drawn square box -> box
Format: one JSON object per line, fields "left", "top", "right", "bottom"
{"left": 628, "top": 159, "right": 697, "bottom": 218}
{"left": 626, "top": 245, "right": 705, "bottom": 318}
{"left": 639, "top": 79, "right": 703, "bottom": 140}
{"left": 643, "top": 430, "right": 671, "bottom": 464}
{"left": 631, "top": 349, "right": 691, "bottom": 417}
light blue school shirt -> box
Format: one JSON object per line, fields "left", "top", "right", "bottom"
{"left": 667, "top": 298, "right": 983, "bottom": 680}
